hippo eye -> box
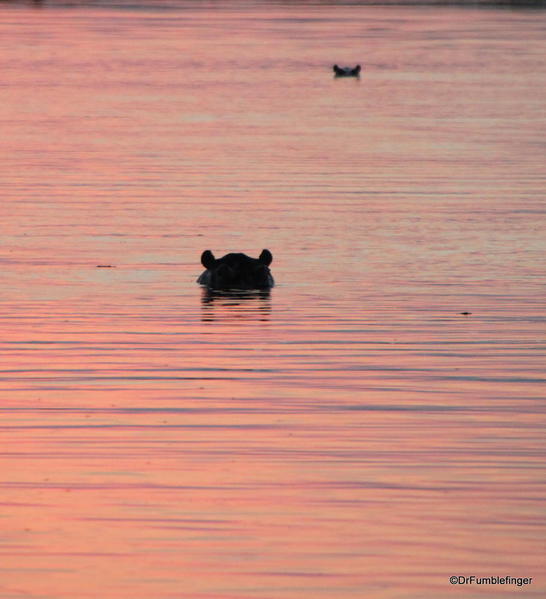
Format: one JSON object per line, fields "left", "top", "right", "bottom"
{"left": 217, "top": 264, "right": 233, "bottom": 276}
{"left": 252, "top": 264, "right": 269, "bottom": 281}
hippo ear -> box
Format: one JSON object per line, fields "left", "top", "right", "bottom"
{"left": 201, "top": 250, "right": 216, "bottom": 269}
{"left": 258, "top": 249, "right": 272, "bottom": 266}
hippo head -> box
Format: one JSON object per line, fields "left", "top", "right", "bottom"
{"left": 197, "top": 249, "right": 274, "bottom": 290}
{"left": 333, "top": 64, "right": 361, "bottom": 77}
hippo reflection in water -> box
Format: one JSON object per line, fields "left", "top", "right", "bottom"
{"left": 197, "top": 249, "right": 274, "bottom": 290}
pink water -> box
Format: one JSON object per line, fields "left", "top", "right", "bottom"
{"left": 1, "top": 2, "right": 545, "bottom": 598}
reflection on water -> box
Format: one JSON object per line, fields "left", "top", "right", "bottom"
{"left": 1, "top": 1, "right": 545, "bottom": 598}
{"left": 6, "top": 0, "right": 546, "bottom": 8}
{"left": 200, "top": 288, "right": 272, "bottom": 321}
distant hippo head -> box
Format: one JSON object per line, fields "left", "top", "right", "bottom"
{"left": 333, "top": 64, "right": 361, "bottom": 77}
{"left": 197, "top": 249, "right": 274, "bottom": 290}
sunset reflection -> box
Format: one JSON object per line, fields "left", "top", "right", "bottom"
{"left": 200, "top": 289, "right": 272, "bottom": 321}
{"left": 1, "top": 1, "right": 545, "bottom": 599}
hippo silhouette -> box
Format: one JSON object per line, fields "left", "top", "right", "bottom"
{"left": 197, "top": 249, "right": 274, "bottom": 290}
{"left": 333, "top": 64, "right": 361, "bottom": 77}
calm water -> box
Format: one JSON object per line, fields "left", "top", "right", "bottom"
{"left": 1, "top": 2, "right": 545, "bottom": 598}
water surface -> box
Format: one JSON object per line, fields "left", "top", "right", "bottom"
{"left": 1, "top": 2, "right": 545, "bottom": 598}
